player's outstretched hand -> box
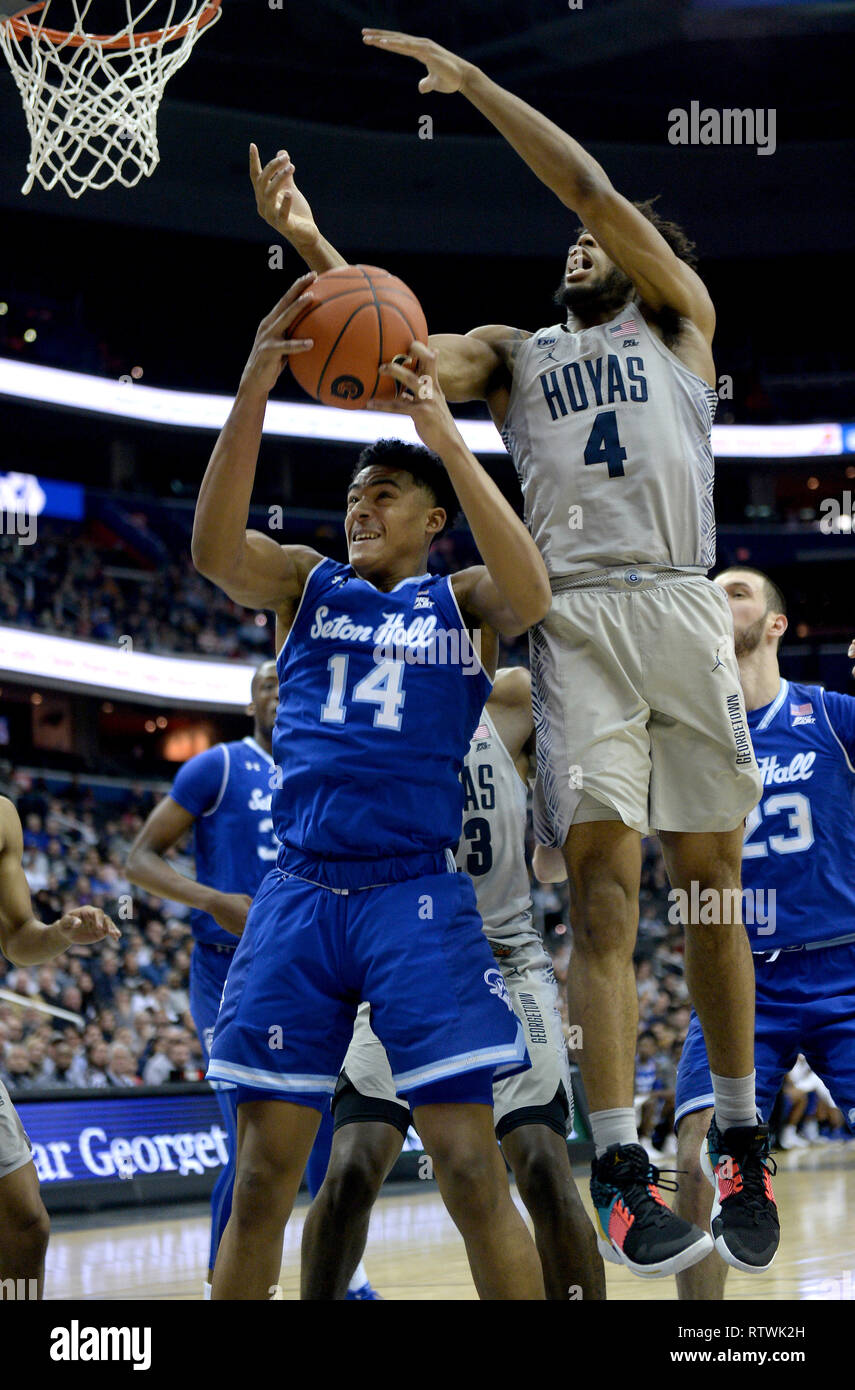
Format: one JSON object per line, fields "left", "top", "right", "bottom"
{"left": 250, "top": 145, "right": 318, "bottom": 245}
{"left": 209, "top": 892, "right": 254, "bottom": 938}
{"left": 361, "top": 30, "right": 471, "bottom": 95}
{"left": 55, "top": 905, "right": 121, "bottom": 949}
{"left": 371, "top": 342, "right": 459, "bottom": 454}
{"left": 240, "top": 273, "right": 316, "bottom": 395}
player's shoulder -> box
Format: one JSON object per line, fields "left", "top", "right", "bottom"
{"left": 225, "top": 737, "right": 270, "bottom": 767}
{"left": 447, "top": 565, "right": 489, "bottom": 622}
{"left": 184, "top": 741, "right": 229, "bottom": 767}
{"left": 0, "top": 796, "right": 22, "bottom": 851}
{"left": 490, "top": 665, "right": 532, "bottom": 710}
{"left": 816, "top": 686, "right": 855, "bottom": 739}
{"left": 292, "top": 548, "right": 336, "bottom": 583}
{"left": 467, "top": 325, "right": 535, "bottom": 367}
{"left": 467, "top": 324, "right": 532, "bottom": 345}
{"left": 171, "top": 741, "right": 228, "bottom": 787}
{"left": 307, "top": 556, "right": 352, "bottom": 591}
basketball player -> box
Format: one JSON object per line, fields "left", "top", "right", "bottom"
{"left": 126, "top": 663, "right": 379, "bottom": 1299}
{"left": 673, "top": 571, "right": 855, "bottom": 1297}
{"left": 191, "top": 274, "right": 552, "bottom": 1300}
{"left": 301, "top": 666, "right": 605, "bottom": 1300}
{"left": 250, "top": 29, "right": 777, "bottom": 1277}
{"left": 0, "top": 796, "right": 119, "bottom": 1297}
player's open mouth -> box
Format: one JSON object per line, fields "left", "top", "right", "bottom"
{"left": 566, "top": 249, "right": 594, "bottom": 281}
{"left": 352, "top": 532, "right": 381, "bottom": 542}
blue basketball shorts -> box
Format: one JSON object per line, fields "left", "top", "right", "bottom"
{"left": 675, "top": 940, "right": 855, "bottom": 1132}
{"left": 206, "top": 852, "right": 529, "bottom": 1108}
{"left": 189, "top": 941, "right": 236, "bottom": 1074}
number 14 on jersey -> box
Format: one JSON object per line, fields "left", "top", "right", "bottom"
{"left": 321, "top": 655, "right": 406, "bottom": 731}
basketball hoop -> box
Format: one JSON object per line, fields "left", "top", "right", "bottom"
{"left": 0, "top": 0, "right": 222, "bottom": 197}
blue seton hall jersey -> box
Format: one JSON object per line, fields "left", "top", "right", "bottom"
{"left": 743, "top": 680, "right": 855, "bottom": 950}
{"left": 273, "top": 559, "right": 491, "bottom": 867}
{"left": 170, "top": 736, "right": 279, "bottom": 946}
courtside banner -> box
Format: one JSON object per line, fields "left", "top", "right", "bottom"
{"left": 15, "top": 1089, "right": 227, "bottom": 1184}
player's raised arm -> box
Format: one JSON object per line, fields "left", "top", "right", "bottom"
{"left": 127, "top": 796, "right": 252, "bottom": 938}
{"left": 249, "top": 145, "right": 527, "bottom": 417}
{"left": 250, "top": 145, "right": 347, "bottom": 274}
{"left": 362, "top": 30, "right": 713, "bottom": 335}
{"left": 373, "top": 344, "right": 550, "bottom": 636}
{"left": 192, "top": 274, "right": 324, "bottom": 611}
{"left": 0, "top": 798, "right": 120, "bottom": 966}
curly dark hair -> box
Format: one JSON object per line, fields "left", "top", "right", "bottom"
{"left": 576, "top": 196, "right": 699, "bottom": 270}
{"left": 350, "top": 438, "right": 460, "bottom": 537}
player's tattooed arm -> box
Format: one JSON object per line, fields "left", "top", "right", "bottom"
{"left": 430, "top": 326, "right": 530, "bottom": 432}
{"left": 192, "top": 276, "right": 324, "bottom": 614}
{"left": 0, "top": 798, "right": 120, "bottom": 965}
{"left": 363, "top": 30, "right": 713, "bottom": 342}
{"left": 250, "top": 145, "right": 348, "bottom": 274}
{"left": 127, "top": 797, "right": 252, "bottom": 937}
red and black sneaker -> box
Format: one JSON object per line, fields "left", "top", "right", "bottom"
{"left": 590, "top": 1143, "right": 713, "bottom": 1278}
{"left": 701, "top": 1118, "right": 780, "bottom": 1271}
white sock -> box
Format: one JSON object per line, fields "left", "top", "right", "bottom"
{"left": 590, "top": 1107, "right": 638, "bottom": 1158}
{"left": 711, "top": 1070, "right": 757, "bottom": 1132}
{"left": 348, "top": 1261, "right": 369, "bottom": 1293}
{"left": 203, "top": 1281, "right": 212, "bottom": 1301}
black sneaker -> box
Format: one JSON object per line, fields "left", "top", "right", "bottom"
{"left": 701, "top": 1118, "right": 780, "bottom": 1272}
{"left": 590, "top": 1143, "right": 713, "bottom": 1279}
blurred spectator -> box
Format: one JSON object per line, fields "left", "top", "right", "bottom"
{"left": 25, "top": 1035, "right": 55, "bottom": 1086}
{"left": 0, "top": 1045, "right": 38, "bottom": 1091}
{"left": 107, "top": 1044, "right": 141, "bottom": 1087}
{"left": 92, "top": 952, "right": 122, "bottom": 1007}
{"left": 43, "top": 1037, "right": 79, "bottom": 1089}
{"left": 68, "top": 1038, "right": 111, "bottom": 1088}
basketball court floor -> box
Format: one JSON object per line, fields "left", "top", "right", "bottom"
{"left": 45, "top": 1147, "right": 854, "bottom": 1301}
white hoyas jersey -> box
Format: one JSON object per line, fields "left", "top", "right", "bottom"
{"left": 500, "top": 306, "right": 718, "bottom": 577}
{"left": 455, "top": 707, "right": 533, "bottom": 949}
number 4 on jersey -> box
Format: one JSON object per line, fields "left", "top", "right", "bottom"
{"left": 584, "top": 409, "right": 627, "bottom": 478}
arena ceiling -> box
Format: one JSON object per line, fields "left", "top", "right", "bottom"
{"left": 171, "top": 0, "right": 853, "bottom": 142}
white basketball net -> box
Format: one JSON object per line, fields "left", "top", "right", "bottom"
{"left": 0, "top": 0, "right": 221, "bottom": 198}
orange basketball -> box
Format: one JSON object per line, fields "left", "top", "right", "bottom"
{"left": 285, "top": 264, "right": 428, "bottom": 410}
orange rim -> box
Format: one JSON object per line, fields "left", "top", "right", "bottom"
{"left": 3, "top": 0, "right": 221, "bottom": 48}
